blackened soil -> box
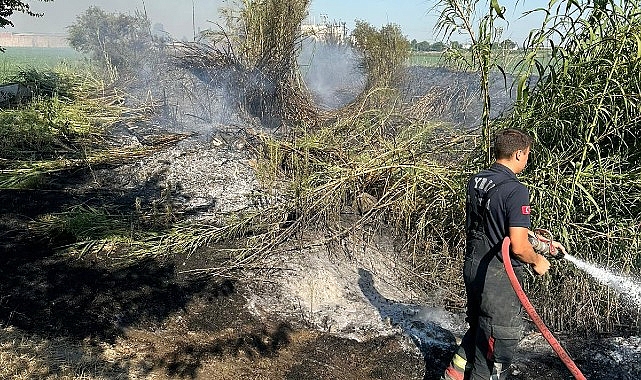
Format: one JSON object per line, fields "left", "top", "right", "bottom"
{"left": 1, "top": 169, "right": 638, "bottom": 379}
{"left": 0, "top": 171, "right": 426, "bottom": 379}
{"left": 0, "top": 213, "right": 425, "bottom": 378}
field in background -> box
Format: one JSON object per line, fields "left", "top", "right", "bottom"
{"left": 408, "top": 50, "right": 551, "bottom": 73}
{"left": 0, "top": 47, "right": 532, "bottom": 80}
{"left": 408, "top": 52, "right": 446, "bottom": 67}
{"left": 0, "top": 47, "right": 85, "bottom": 81}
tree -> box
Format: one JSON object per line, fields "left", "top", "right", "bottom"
{"left": 416, "top": 40, "right": 431, "bottom": 51}
{"left": 411, "top": 38, "right": 418, "bottom": 51}
{"left": 67, "top": 6, "right": 153, "bottom": 74}
{"left": 1, "top": 0, "right": 53, "bottom": 50}
{"left": 498, "top": 39, "right": 517, "bottom": 50}
{"left": 352, "top": 21, "right": 410, "bottom": 88}
{"left": 429, "top": 41, "right": 446, "bottom": 51}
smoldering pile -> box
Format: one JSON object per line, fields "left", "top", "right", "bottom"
{"left": 169, "top": 41, "right": 318, "bottom": 129}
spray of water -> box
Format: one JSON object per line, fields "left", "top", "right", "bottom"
{"left": 565, "top": 254, "right": 641, "bottom": 308}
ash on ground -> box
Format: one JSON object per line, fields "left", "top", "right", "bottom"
{"left": 93, "top": 57, "right": 641, "bottom": 379}
{"left": 2, "top": 51, "right": 640, "bottom": 378}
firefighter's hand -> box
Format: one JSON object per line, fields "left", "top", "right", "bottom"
{"left": 551, "top": 241, "right": 567, "bottom": 257}
{"left": 532, "top": 254, "right": 551, "bottom": 275}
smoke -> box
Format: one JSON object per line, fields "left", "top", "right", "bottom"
{"left": 298, "top": 39, "right": 365, "bottom": 110}
{"left": 113, "top": 40, "right": 255, "bottom": 142}
{"left": 402, "top": 66, "right": 519, "bottom": 128}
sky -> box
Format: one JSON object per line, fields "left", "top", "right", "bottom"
{"left": 7, "top": 0, "right": 547, "bottom": 44}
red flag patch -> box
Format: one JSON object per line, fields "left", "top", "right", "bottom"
{"left": 521, "top": 206, "right": 531, "bottom": 215}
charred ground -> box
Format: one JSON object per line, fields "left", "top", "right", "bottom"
{"left": 1, "top": 137, "right": 639, "bottom": 379}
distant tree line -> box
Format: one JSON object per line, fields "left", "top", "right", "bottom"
{"left": 410, "top": 38, "right": 518, "bottom": 52}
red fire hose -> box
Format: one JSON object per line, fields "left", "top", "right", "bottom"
{"left": 501, "top": 237, "right": 587, "bottom": 380}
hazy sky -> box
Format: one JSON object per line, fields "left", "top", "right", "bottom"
{"left": 8, "top": 0, "right": 546, "bottom": 43}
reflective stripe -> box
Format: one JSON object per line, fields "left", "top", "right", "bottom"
{"left": 487, "top": 336, "right": 495, "bottom": 360}
{"left": 452, "top": 354, "right": 467, "bottom": 371}
{"left": 490, "top": 362, "right": 508, "bottom": 380}
{"left": 444, "top": 365, "right": 464, "bottom": 380}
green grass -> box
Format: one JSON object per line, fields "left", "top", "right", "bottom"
{"left": 408, "top": 52, "right": 446, "bottom": 67}
{"left": 0, "top": 47, "right": 86, "bottom": 81}
{"left": 408, "top": 49, "right": 552, "bottom": 74}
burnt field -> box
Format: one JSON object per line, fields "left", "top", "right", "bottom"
{"left": 1, "top": 123, "right": 640, "bottom": 379}
{"left": 3, "top": 1, "right": 641, "bottom": 376}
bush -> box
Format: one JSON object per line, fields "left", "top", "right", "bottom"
{"left": 351, "top": 21, "right": 410, "bottom": 89}
{"left": 67, "top": 6, "right": 154, "bottom": 77}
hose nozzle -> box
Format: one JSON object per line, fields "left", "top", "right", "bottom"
{"left": 530, "top": 228, "right": 565, "bottom": 260}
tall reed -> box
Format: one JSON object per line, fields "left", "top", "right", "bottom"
{"left": 496, "top": 0, "right": 641, "bottom": 333}
{"left": 434, "top": 0, "right": 509, "bottom": 164}
{"left": 181, "top": 0, "right": 317, "bottom": 128}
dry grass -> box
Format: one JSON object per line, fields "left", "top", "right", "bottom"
{"left": 174, "top": 0, "right": 319, "bottom": 129}
{"left": 0, "top": 66, "right": 174, "bottom": 189}
{"left": 0, "top": 327, "right": 126, "bottom": 380}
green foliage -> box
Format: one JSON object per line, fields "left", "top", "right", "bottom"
{"left": 411, "top": 39, "right": 451, "bottom": 52}
{"left": 351, "top": 21, "right": 410, "bottom": 88}
{"left": 495, "top": 0, "right": 641, "bottom": 334}
{"left": 496, "top": 39, "right": 517, "bottom": 50}
{"left": 35, "top": 205, "right": 130, "bottom": 242}
{"left": 0, "top": 47, "right": 85, "bottom": 81}
{"left": 0, "top": 65, "right": 156, "bottom": 189}
{"left": 12, "top": 68, "right": 75, "bottom": 98}
{"left": 434, "top": 0, "right": 509, "bottom": 163}
{"left": 0, "top": 67, "right": 114, "bottom": 161}
{"left": 67, "top": 6, "right": 153, "bottom": 76}
{"left": 0, "top": 102, "right": 74, "bottom": 159}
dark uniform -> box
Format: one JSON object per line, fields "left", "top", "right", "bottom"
{"left": 447, "top": 163, "right": 532, "bottom": 380}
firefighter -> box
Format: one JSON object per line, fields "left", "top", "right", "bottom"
{"left": 442, "top": 128, "right": 566, "bottom": 380}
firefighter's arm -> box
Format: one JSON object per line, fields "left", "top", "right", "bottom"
{"left": 509, "top": 226, "right": 550, "bottom": 275}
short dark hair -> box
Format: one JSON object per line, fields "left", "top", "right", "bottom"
{"left": 493, "top": 128, "right": 532, "bottom": 159}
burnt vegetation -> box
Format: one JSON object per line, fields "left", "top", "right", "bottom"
{"left": 1, "top": 0, "right": 641, "bottom": 379}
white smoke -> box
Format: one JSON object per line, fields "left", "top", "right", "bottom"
{"left": 298, "top": 39, "right": 365, "bottom": 110}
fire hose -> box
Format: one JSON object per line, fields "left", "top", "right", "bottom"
{"left": 501, "top": 236, "right": 587, "bottom": 380}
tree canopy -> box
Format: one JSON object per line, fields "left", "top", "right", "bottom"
{"left": 67, "top": 6, "right": 153, "bottom": 73}
{"left": 351, "top": 21, "right": 410, "bottom": 88}
{"left": 0, "top": 0, "right": 52, "bottom": 29}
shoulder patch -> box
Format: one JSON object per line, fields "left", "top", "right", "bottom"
{"left": 521, "top": 206, "right": 531, "bottom": 215}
